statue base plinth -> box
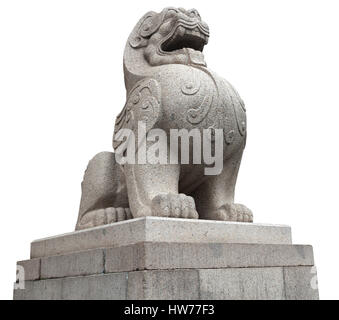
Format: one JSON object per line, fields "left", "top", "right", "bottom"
{"left": 14, "top": 217, "right": 319, "bottom": 300}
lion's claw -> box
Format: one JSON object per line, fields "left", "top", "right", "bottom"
{"left": 214, "top": 203, "right": 253, "bottom": 222}
{"left": 77, "top": 207, "right": 132, "bottom": 230}
{"left": 151, "top": 193, "right": 199, "bottom": 219}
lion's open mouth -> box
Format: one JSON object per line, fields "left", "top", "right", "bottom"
{"left": 161, "top": 25, "right": 209, "bottom": 53}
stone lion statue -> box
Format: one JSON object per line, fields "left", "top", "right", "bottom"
{"left": 75, "top": 7, "right": 253, "bottom": 230}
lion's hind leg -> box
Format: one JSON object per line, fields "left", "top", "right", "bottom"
{"left": 75, "top": 151, "right": 130, "bottom": 230}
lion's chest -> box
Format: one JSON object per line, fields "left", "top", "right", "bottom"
{"left": 154, "top": 65, "right": 247, "bottom": 146}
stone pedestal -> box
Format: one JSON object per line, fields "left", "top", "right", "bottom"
{"left": 13, "top": 217, "right": 319, "bottom": 300}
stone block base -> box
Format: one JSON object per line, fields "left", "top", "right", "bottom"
{"left": 14, "top": 217, "right": 319, "bottom": 300}
{"left": 14, "top": 266, "right": 318, "bottom": 300}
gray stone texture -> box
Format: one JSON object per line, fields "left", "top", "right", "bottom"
{"left": 283, "top": 266, "right": 319, "bottom": 300}
{"left": 14, "top": 234, "right": 319, "bottom": 300}
{"left": 127, "top": 270, "right": 200, "bottom": 300}
{"left": 40, "top": 249, "right": 104, "bottom": 279}
{"left": 31, "top": 217, "right": 292, "bottom": 258}
{"left": 14, "top": 267, "right": 318, "bottom": 300}
{"left": 17, "top": 259, "right": 40, "bottom": 281}
{"left": 105, "top": 242, "right": 314, "bottom": 273}
{"left": 14, "top": 273, "right": 127, "bottom": 300}
{"left": 18, "top": 242, "right": 315, "bottom": 281}
{"left": 199, "top": 268, "right": 286, "bottom": 300}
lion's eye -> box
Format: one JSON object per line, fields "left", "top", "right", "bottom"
{"left": 164, "top": 9, "right": 178, "bottom": 20}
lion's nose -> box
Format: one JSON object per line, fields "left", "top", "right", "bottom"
{"left": 198, "top": 21, "right": 209, "bottom": 36}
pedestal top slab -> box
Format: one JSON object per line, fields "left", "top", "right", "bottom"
{"left": 30, "top": 217, "right": 292, "bottom": 258}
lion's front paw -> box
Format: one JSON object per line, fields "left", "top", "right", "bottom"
{"left": 151, "top": 193, "right": 199, "bottom": 219}
{"left": 76, "top": 207, "right": 132, "bottom": 230}
{"left": 214, "top": 203, "right": 253, "bottom": 222}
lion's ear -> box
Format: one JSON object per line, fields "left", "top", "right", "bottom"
{"left": 128, "top": 11, "right": 163, "bottom": 49}
{"left": 138, "top": 11, "right": 163, "bottom": 38}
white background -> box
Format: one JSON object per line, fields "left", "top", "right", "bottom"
{"left": 0, "top": 0, "right": 338, "bottom": 300}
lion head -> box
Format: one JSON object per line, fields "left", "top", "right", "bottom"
{"left": 124, "top": 7, "right": 209, "bottom": 73}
